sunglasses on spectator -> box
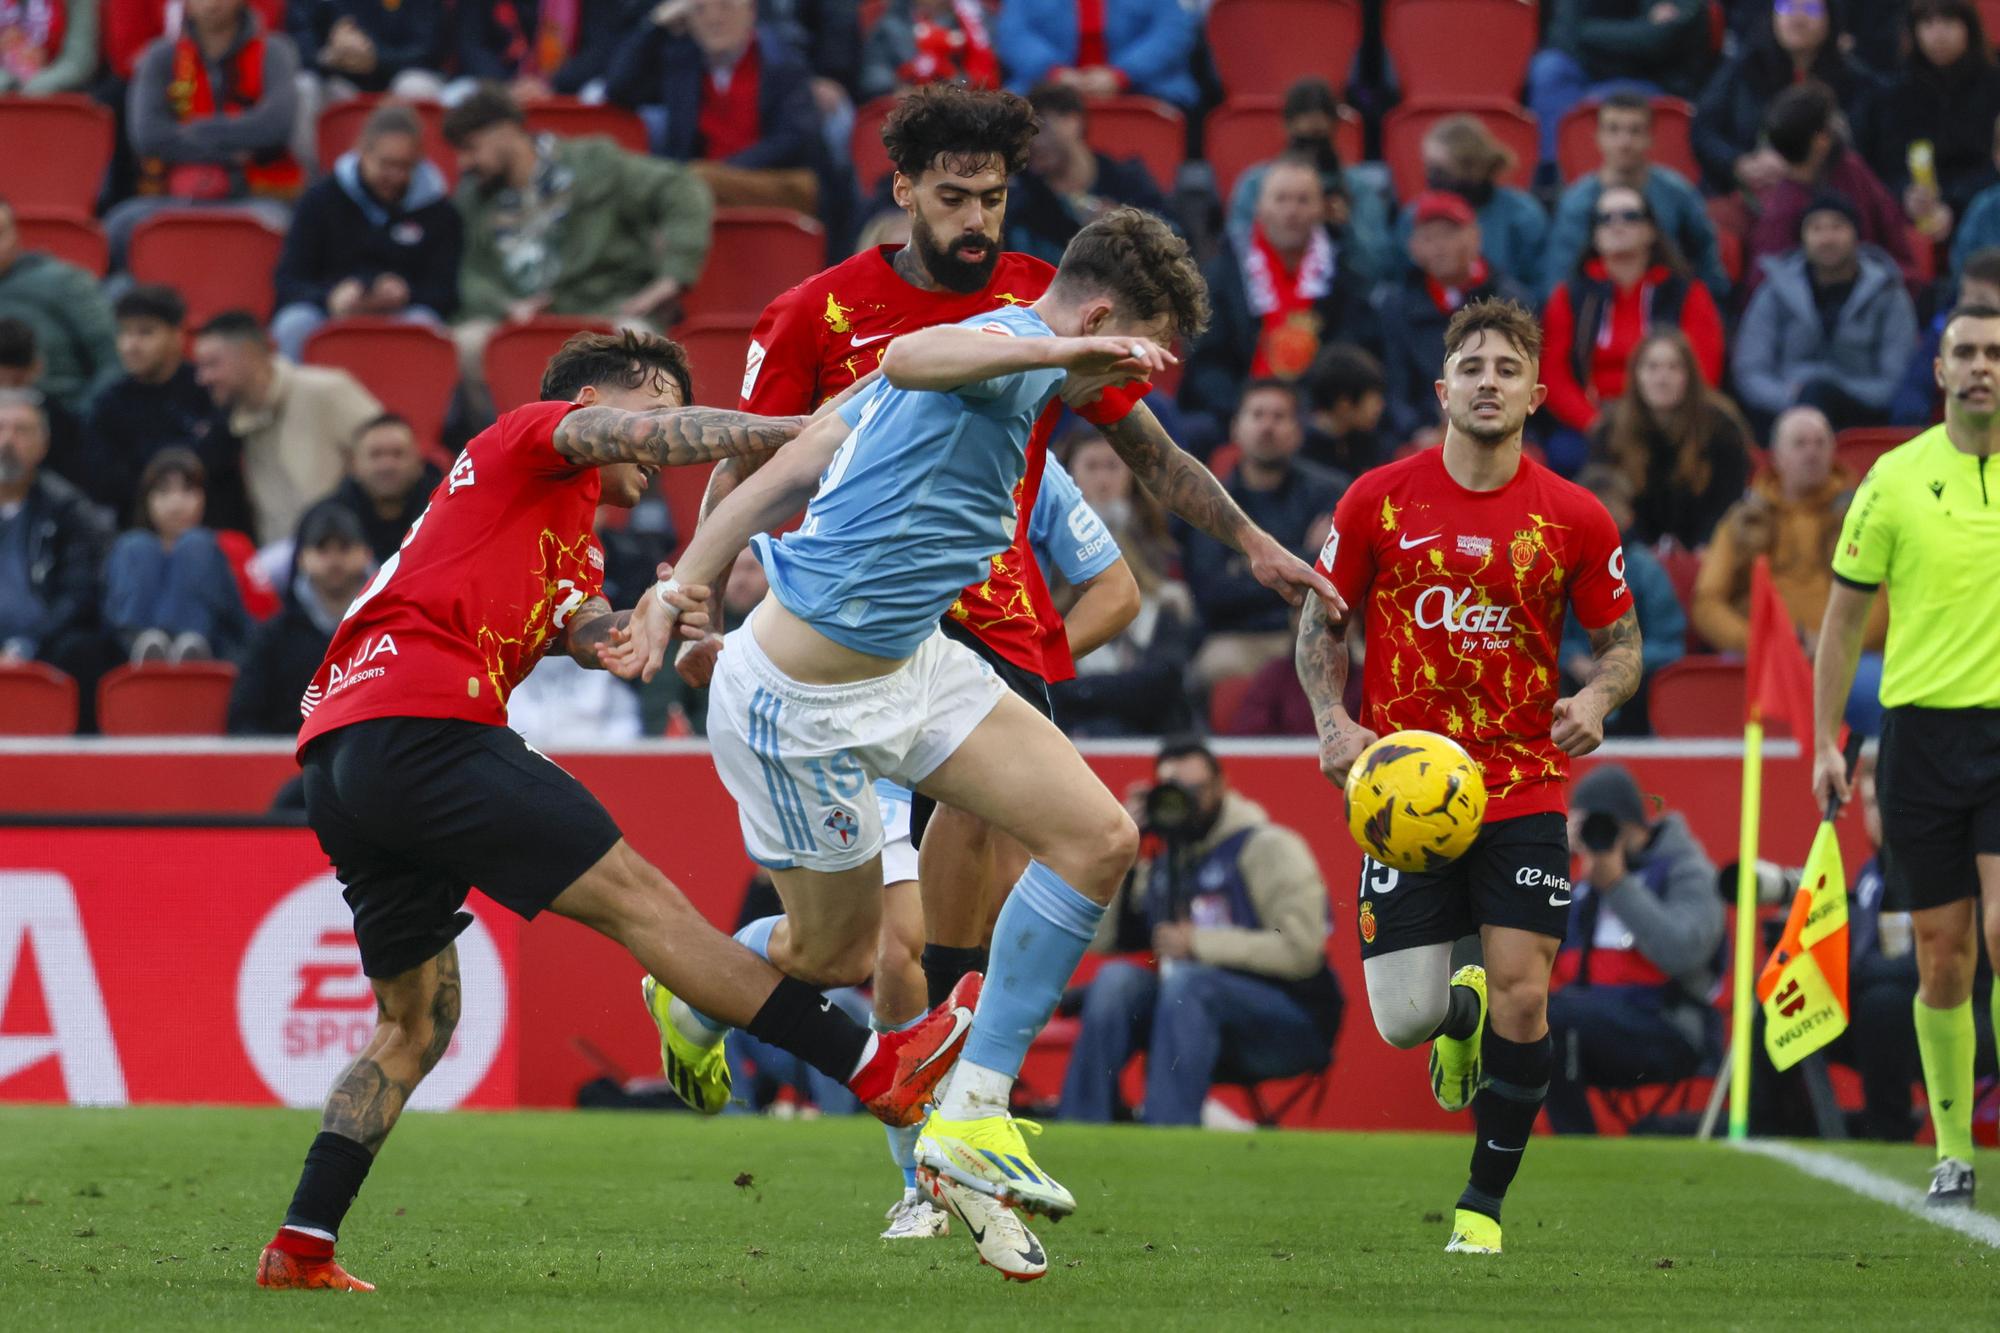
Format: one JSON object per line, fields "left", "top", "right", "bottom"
{"left": 1773, "top": 0, "right": 1825, "bottom": 18}
{"left": 1594, "top": 209, "right": 1649, "bottom": 226}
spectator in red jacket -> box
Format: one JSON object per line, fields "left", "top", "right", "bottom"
{"left": 1539, "top": 183, "right": 1724, "bottom": 474}
{"left": 1748, "top": 81, "right": 1918, "bottom": 292}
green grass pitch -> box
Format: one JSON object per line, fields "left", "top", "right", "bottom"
{"left": 3, "top": 1106, "right": 1993, "bottom": 1329}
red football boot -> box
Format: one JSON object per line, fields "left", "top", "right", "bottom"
{"left": 257, "top": 1229, "right": 375, "bottom": 1291}
{"left": 851, "top": 971, "right": 981, "bottom": 1126}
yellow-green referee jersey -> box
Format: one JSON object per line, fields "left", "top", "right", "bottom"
{"left": 1831, "top": 424, "right": 2000, "bottom": 709}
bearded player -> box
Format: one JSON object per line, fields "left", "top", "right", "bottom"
{"left": 1294, "top": 299, "right": 1641, "bottom": 1255}
{"left": 668, "top": 84, "right": 1141, "bottom": 1270}
{"left": 255, "top": 333, "right": 977, "bottom": 1293}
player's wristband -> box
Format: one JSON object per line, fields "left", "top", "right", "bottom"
{"left": 653, "top": 578, "right": 684, "bottom": 612}
{"left": 1074, "top": 379, "right": 1154, "bottom": 427}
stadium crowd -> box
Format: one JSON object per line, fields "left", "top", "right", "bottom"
{"left": 0, "top": 0, "right": 1984, "bottom": 742}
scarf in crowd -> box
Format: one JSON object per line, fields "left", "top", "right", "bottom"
{"left": 903, "top": 1, "right": 999, "bottom": 88}
{"left": 1243, "top": 221, "right": 1335, "bottom": 379}
{"left": 1424, "top": 255, "right": 1490, "bottom": 315}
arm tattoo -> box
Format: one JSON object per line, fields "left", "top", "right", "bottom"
{"left": 561, "top": 597, "right": 625, "bottom": 670}
{"left": 553, "top": 405, "right": 803, "bottom": 469}
{"left": 1097, "top": 403, "right": 1253, "bottom": 549}
{"left": 1295, "top": 596, "right": 1355, "bottom": 739}
{"left": 1579, "top": 607, "right": 1643, "bottom": 713}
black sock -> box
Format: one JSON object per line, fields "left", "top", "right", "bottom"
{"left": 1460, "top": 1030, "right": 1552, "bottom": 1222}
{"left": 1430, "top": 982, "right": 1482, "bottom": 1041}
{"left": 921, "top": 944, "right": 988, "bottom": 1011}
{"left": 283, "top": 1131, "right": 375, "bottom": 1237}
{"left": 745, "top": 975, "right": 871, "bottom": 1084}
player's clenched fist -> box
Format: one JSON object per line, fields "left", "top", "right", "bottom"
{"left": 1317, "top": 723, "right": 1380, "bottom": 789}
{"left": 1550, "top": 695, "right": 1607, "bottom": 757}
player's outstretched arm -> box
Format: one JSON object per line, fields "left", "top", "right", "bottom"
{"left": 1552, "top": 608, "right": 1643, "bottom": 758}
{"left": 1296, "top": 596, "right": 1377, "bottom": 787}
{"left": 1095, "top": 401, "right": 1345, "bottom": 617}
{"left": 552, "top": 405, "right": 808, "bottom": 470}
{"left": 1810, "top": 581, "right": 1875, "bottom": 807}
{"left": 881, "top": 326, "right": 1171, "bottom": 393}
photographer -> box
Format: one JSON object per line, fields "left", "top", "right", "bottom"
{"left": 1545, "top": 765, "right": 1722, "bottom": 1134}
{"left": 1059, "top": 738, "right": 1343, "bottom": 1126}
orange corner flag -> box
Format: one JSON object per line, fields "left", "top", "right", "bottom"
{"left": 1754, "top": 818, "right": 1850, "bottom": 1071}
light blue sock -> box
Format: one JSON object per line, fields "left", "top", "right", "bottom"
{"left": 691, "top": 914, "right": 784, "bottom": 1034}
{"left": 873, "top": 1012, "right": 924, "bottom": 1190}
{"left": 960, "top": 861, "right": 1105, "bottom": 1078}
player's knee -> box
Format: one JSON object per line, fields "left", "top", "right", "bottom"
{"left": 1372, "top": 1000, "right": 1444, "bottom": 1050}
{"left": 787, "top": 932, "right": 877, "bottom": 990}
{"left": 1073, "top": 808, "right": 1140, "bottom": 898}
{"left": 1486, "top": 974, "right": 1548, "bottom": 1037}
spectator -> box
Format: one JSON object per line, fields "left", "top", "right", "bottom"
{"left": 0, "top": 319, "right": 85, "bottom": 489}
{"left": 1004, "top": 82, "right": 1170, "bottom": 266}
{"left": 1301, "top": 343, "right": 1389, "bottom": 478}
{"left": 289, "top": 0, "right": 448, "bottom": 98}
{"left": 327, "top": 412, "right": 440, "bottom": 562}
{"left": 443, "top": 85, "right": 714, "bottom": 407}
{"left": 1591, "top": 328, "right": 1754, "bottom": 549}
{"left": 1227, "top": 77, "right": 1395, "bottom": 288}
{"left": 102, "top": 0, "right": 287, "bottom": 83}
{"left": 1546, "top": 764, "right": 1722, "bottom": 1135}
{"left": 1747, "top": 83, "right": 1917, "bottom": 290}
{"left": 0, "top": 198, "right": 119, "bottom": 416}
{"left": 1734, "top": 195, "right": 1920, "bottom": 433}
{"left": 228, "top": 500, "right": 372, "bottom": 734}
{"left": 85, "top": 285, "right": 245, "bottom": 528}
{"left": 1374, "top": 190, "right": 1533, "bottom": 444}
{"left": 606, "top": 0, "right": 828, "bottom": 214}
{"left": 1560, "top": 466, "right": 1685, "bottom": 733}
{"left": 271, "top": 102, "right": 463, "bottom": 361}
{"left": 102, "top": 448, "right": 250, "bottom": 664}
{"left": 994, "top": 0, "right": 1199, "bottom": 109}
{"left": 194, "top": 310, "right": 382, "bottom": 546}
{"left": 759, "top": 0, "right": 865, "bottom": 97}
{"left": 0, "top": 0, "right": 96, "bottom": 94}
{"left": 1399, "top": 115, "right": 1550, "bottom": 294}
{"left": 1180, "top": 381, "right": 1344, "bottom": 685}
{"left": 1860, "top": 0, "right": 2000, "bottom": 237}
{"left": 1949, "top": 119, "right": 2000, "bottom": 281}
{"left": 0, "top": 388, "right": 113, "bottom": 711}
{"left": 1544, "top": 93, "right": 1729, "bottom": 300}
{"left": 1527, "top": 0, "right": 1711, "bottom": 167}
{"left": 858, "top": 0, "right": 999, "bottom": 99}
{"left": 1060, "top": 738, "right": 1343, "bottom": 1126}
{"left": 109, "top": 0, "right": 303, "bottom": 264}
{"left": 1541, "top": 186, "right": 1724, "bottom": 472}
{"left": 1894, "top": 246, "right": 2000, "bottom": 424}
{"left": 449, "top": 0, "right": 641, "bottom": 102}
{"left": 1690, "top": 405, "right": 1889, "bottom": 731}
{"left": 1050, "top": 431, "right": 1196, "bottom": 738}
{"left": 1181, "top": 155, "right": 1376, "bottom": 431}
{"left": 1693, "top": 0, "right": 1880, "bottom": 197}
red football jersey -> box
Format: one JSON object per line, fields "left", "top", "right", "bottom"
{"left": 1316, "top": 448, "right": 1632, "bottom": 820}
{"left": 740, "top": 245, "right": 1080, "bottom": 679}
{"left": 296, "top": 402, "right": 605, "bottom": 752}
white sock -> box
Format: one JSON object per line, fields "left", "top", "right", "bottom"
{"left": 668, "top": 995, "right": 725, "bottom": 1049}
{"left": 936, "top": 1059, "right": 1011, "bottom": 1120}
{"left": 846, "top": 1032, "right": 881, "bottom": 1081}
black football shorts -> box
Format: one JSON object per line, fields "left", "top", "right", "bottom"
{"left": 1877, "top": 705, "right": 2000, "bottom": 912}
{"left": 1355, "top": 811, "right": 1573, "bottom": 959}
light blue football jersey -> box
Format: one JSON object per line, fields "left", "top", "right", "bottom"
{"left": 755, "top": 304, "right": 1067, "bottom": 660}
{"left": 1028, "top": 454, "right": 1120, "bottom": 587}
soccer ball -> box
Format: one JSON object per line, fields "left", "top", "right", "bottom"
{"left": 1343, "top": 730, "right": 1487, "bottom": 873}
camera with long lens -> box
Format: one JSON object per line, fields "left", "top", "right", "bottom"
{"left": 1714, "top": 860, "right": 1804, "bottom": 907}
{"left": 1579, "top": 810, "right": 1622, "bottom": 852}
{"left": 1142, "top": 780, "right": 1200, "bottom": 842}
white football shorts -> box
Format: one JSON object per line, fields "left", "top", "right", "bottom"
{"left": 876, "top": 783, "right": 919, "bottom": 887}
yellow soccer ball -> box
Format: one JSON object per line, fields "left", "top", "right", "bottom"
{"left": 1343, "top": 730, "right": 1487, "bottom": 873}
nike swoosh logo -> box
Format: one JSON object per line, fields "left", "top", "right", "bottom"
{"left": 849, "top": 331, "right": 894, "bottom": 347}
{"left": 1486, "top": 1140, "right": 1524, "bottom": 1152}
{"left": 910, "top": 1006, "right": 973, "bottom": 1076}
{"left": 964, "top": 1218, "right": 987, "bottom": 1244}
{"left": 1399, "top": 533, "right": 1442, "bottom": 549}
{"left": 1548, "top": 894, "right": 1573, "bottom": 908}
{"left": 819, "top": 996, "right": 834, "bottom": 1013}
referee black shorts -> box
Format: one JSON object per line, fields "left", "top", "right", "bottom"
{"left": 908, "top": 617, "right": 1053, "bottom": 850}
{"left": 301, "top": 716, "right": 624, "bottom": 978}
{"left": 1877, "top": 705, "right": 2000, "bottom": 912}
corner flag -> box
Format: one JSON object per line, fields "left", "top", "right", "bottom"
{"left": 1754, "top": 810, "right": 1852, "bottom": 1071}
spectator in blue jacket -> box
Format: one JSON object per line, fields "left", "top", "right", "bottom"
{"left": 271, "top": 103, "right": 462, "bottom": 360}
{"left": 1892, "top": 248, "right": 2000, "bottom": 425}
{"left": 1543, "top": 94, "right": 1728, "bottom": 300}
{"left": 1947, "top": 114, "right": 2000, "bottom": 282}
{"left": 102, "top": 447, "right": 250, "bottom": 665}
{"left": 994, "top": 0, "right": 1200, "bottom": 109}
{"left": 1562, "top": 467, "right": 1686, "bottom": 734}
{"left": 290, "top": 0, "right": 446, "bottom": 96}
{"left": 1528, "top": 0, "right": 1712, "bottom": 168}
{"left": 1396, "top": 115, "right": 1550, "bottom": 293}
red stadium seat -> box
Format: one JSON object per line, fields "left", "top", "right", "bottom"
{"left": 128, "top": 211, "right": 287, "bottom": 324}
{"left": 1383, "top": 0, "right": 1537, "bottom": 101}
{"left": 680, "top": 208, "right": 826, "bottom": 324}
{"left": 482, "top": 316, "right": 617, "bottom": 412}
{"left": 302, "top": 318, "right": 460, "bottom": 463}
{"left": 1383, "top": 98, "right": 1538, "bottom": 201}
{"left": 1647, "top": 656, "right": 1747, "bottom": 738}
{"left": 523, "top": 98, "right": 651, "bottom": 154}
{"left": 1208, "top": 0, "right": 1363, "bottom": 97}
{"left": 316, "top": 96, "right": 456, "bottom": 187}
{"left": 0, "top": 94, "right": 113, "bottom": 213}
{"left": 1084, "top": 95, "right": 1185, "bottom": 189}
{"left": 1982, "top": 2, "right": 2000, "bottom": 47}
{"left": 1835, "top": 427, "right": 1916, "bottom": 481}
{"left": 1554, "top": 97, "right": 1699, "bottom": 183}
{"left": 1205, "top": 97, "right": 1364, "bottom": 201}
{"left": 0, "top": 661, "right": 78, "bottom": 736}
{"left": 1210, "top": 673, "right": 1255, "bottom": 734}
{"left": 96, "top": 663, "right": 238, "bottom": 736}
{"left": 11, "top": 210, "right": 108, "bottom": 278}
{"left": 852, "top": 94, "right": 899, "bottom": 192}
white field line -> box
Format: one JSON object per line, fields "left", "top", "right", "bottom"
{"left": 1732, "top": 1139, "right": 2000, "bottom": 1248}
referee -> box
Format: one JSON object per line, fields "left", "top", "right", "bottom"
{"left": 1814, "top": 302, "right": 2000, "bottom": 1208}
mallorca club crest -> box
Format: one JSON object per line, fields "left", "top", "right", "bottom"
{"left": 823, "top": 806, "right": 859, "bottom": 849}
{"left": 1358, "top": 900, "right": 1377, "bottom": 945}
{"left": 1509, "top": 529, "right": 1539, "bottom": 572}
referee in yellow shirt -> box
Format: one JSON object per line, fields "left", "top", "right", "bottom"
{"left": 1814, "top": 303, "right": 2000, "bottom": 1207}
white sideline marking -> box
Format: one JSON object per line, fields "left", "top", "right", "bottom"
{"left": 1734, "top": 1140, "right": 2000, "bottom": 1248}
